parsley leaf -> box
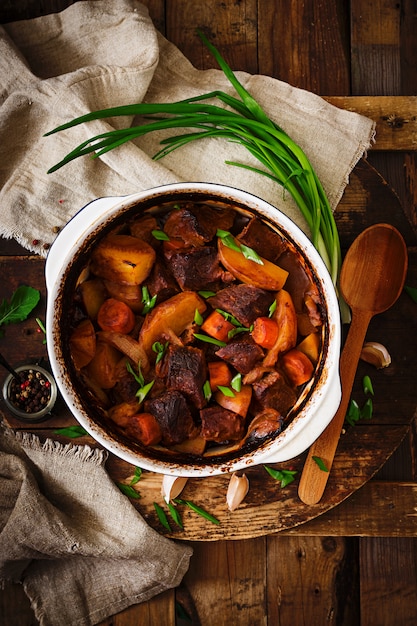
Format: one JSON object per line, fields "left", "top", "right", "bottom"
{"left": 0, "top": 285, "right": 40, "bottom": 335}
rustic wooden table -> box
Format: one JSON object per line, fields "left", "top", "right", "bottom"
{"left": 1, "top": 2, "right": 417, "bottom": 625}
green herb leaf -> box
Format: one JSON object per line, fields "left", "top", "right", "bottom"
{"left": 264, "top": 465, "right": 298, "bottom": 487}
{"left": 130, "top": 466, "right": 143, "bottom": 486}
{"left": 268, "top": 299, "right": 277, "bottom": 317}
{"left": 217, "top": 385, "right": 235, "bottom": 397}
{"left": 0, "top": 286, "right": 40, "bottom": 331}
{"left": 54, "top": 425, "right": 89, "bottom": 438}
{"left": 346, "top": 399, "right": 361, "bottom": 426}
{"left": 167, "top": 501, "right": 184, "bottom": 528}
{"left": 312, "top": 456, "right": 329, "bottom": 472}
{"left": 174, "top": 498, "right": 220, "bottom": 525}
{"left": 126, "top": 361, "right": 155, "bottom": 403}
{"left": 198, "top": 290, "right": 217, "bottom": 299}
{"left": 231, "top": 373, "right": 242, "bottom": 392}
{"left": 154, "top": 502, "right": 172, "bottom": 530}
{"left": 152, "top": 341, "right": 168, "bottom": 364}
{"left": 194, "top": 308, "right": 204, "bottom": 325}
{"left": 141, "top": 286, "right": 157, "bottom": 314}
{"left": 405, "top": 285, "right": 417, "bottom": 304}
{"left": 361, "top": 397, "right": 373, "bottom": 420}
{"left": 203, "top": 380, "right": 212, "bottom": 401}
{"left": 117, "top": 483, "right": 141, "bottom": 499}
{"left": 363, "top": 375, "right": 374, "bottom": 396}
{"left": 151, "top": 229, "right": 170, "bottom": 241}
{"left": 216, "top": 229, "right": 263, "bottom": 265}
{"left": 136, "top": 379, "right": 155, "bottom": 403}
{"left": 193, "top": 332, "right": 227, "bottom": 347}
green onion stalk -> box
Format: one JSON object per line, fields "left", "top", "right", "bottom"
{"left": 45, "top": 30, "right": 341, "bottom": 287}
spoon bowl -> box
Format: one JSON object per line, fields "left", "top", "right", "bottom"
{"left": 340, "top": 223, "right": 407, "bottom": 314}
{"left": 298, "top": 223, "right": 408, "bottom": 505}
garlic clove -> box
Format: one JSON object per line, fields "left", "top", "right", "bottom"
{"left": 226, "top": 472, "right": 249, "bottom": 512}
{"left": 161, "top": 475, "right": 188, "bottom": 504}
{"left": 360, "top": 341, "right": 391, "bottom": 369}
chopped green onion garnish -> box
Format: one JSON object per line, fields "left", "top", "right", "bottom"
{"left": 216, "top": 229, "right": 263, "bottom": 265}
{"left": 198, "top": 290, "right": 216, "bottom": 298}
{"left": 361, "top": 397, "right": 373, "bottom": 420}
{"left": 174, "top": 498, "right": 220, "bottom": 525}
{"left": 167, "top": 501, "right": 184, "bottom": 528}
{"left": 217, "top": 385, "right": 235, "bottom": 397}
{"left": 363, "top": 375, "right": 374, "bottom": 396}
{"left": 268, "top": 299, "right": 277, "bottom": 317}
{"left": 203, "top": 380, "right": 212, "bottom": 401}
{"left": 264, "top": 465, "right": 298, "bottom": 487}
{"left": 152, "top": 341, "right": 168, "bottom": 364}
{"left": 194, "top": 308, "right": 204, "bottom": 325}
{"left": 193, "top": 333, "right": 227, "bottom": 347}
{"left": 154, "top": 502, "right": 171, "bottom": 530}
{"left": 117, "top": 483, "right": 141, "bottom": 499}
{"left": 312, "top": 456, "right": 329, "bottom": 472}
{"left": 231, "top": 373, "right": 242, "bottom": 392}
{"left": 141, "top": 286, "right": 157, "bottom": 314}
{"left": 151, "top": 229, "right": 170, "bottom": 241}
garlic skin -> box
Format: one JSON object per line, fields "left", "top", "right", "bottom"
{"left": 360, "top": 341, "right": 391, "bottom": 369}
{"left": 161, "top": 475, "right": 188, "bottom": 503}
{"left": 226, "top": 472, "right": 249, "bottom": 512}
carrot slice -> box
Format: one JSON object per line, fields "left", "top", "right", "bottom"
{"left": 281, "top": 348, "right": 314, "bottom": 386}
{"left": 97, "top": 298, "right": 136, "bottom": 334}
{"left": 251, "top": 316, "right": 279, "bottom": 349}
{"left": 201, "top": 310, "right": 235, "bottom": 342}
{"left": 208, "top": 361, "right": 233, "bottom": 391}
{"left": 126, "top": 412, "right": 162, "bottom": 446}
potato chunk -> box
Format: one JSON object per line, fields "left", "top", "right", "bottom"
{"left": 139, "top": 291, "right": 207, "bottom": 360}
{"left": 218, "top": 237, "right": 288, "bottom": 290}
{"left": 69, "top": 319, "right": 96, "bottom": 369}
{"left": 90, "top": 234, "right": 156, "bottom": 285}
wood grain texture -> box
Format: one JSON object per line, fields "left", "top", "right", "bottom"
{"left": 1, "top": 2, "right": 417, "bottom": 626}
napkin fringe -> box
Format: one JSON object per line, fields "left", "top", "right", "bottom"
{"left": 14, "top": 430, "right": 108, "bottom": 466}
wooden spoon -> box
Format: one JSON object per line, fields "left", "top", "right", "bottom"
{"left": 298, "top": 223, "right": 408, "bottom": 505}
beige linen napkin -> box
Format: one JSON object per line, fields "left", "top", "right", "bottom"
{"left": 0, "top": 0, "right": 375, "bottom": 256}
{"left": 0, "top": 424, "right": 192, "bottom": 626}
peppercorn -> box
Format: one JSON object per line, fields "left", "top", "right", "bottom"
{"left": 9, "top": 368, "right": 51, "bottom": 414}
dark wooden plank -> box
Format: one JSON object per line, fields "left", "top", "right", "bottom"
{"left": 266, "top": 535, "right": 358, "bottom": 626}
{"left": 282, "top": 482, "right": 417, "bottom": 537}
{"left": 258, "top": 0, "right": 350, "bottom": 95}
{"left": 324, "top": 96, "right": 417, "bottom": 152}
{"left": 163, "top": 0, "right": 258, "bottom": 73}
{"left": 360, "top": 537, "right": 417, "bottom": 626}
{"left": 183, "top": 538, "right": 267, "bottom": 626}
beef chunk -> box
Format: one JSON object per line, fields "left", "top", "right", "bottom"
{"left": 207, "top": 284, "right": 273, "bottom": 327}
{"left": 164, "top": 204, "right": 235, "bottom": 247}
{"left": 215, "top": 335, "right": 264, "bottom": 374}
{"left": 145, "top": 390, "right": 198, "bottom": 445}
{"left": 147, "top": 258, "right": 180, "bottom": 303}
{"left": 237, "top": 217, "right": 288, "bottom": 263}
{"left": 129, "top": 214, "right": 159, "bottom": 247}
{"left": 252, "top": 371, "right": 297, "bottom": 415}
{"left": 162, "top": 345, "right": 207, "bottom": 409}
{"left": 165, "top": 245, "right": 233, "bottom": 291}
{"left": 200, "top": 405, "right": 245, "bottom": 442}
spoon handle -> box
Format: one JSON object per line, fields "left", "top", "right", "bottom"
{"left": 298, "top": 309, "right": 372, "bottom": 505}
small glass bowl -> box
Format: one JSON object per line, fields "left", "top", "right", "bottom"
{"left": 2, "top": 363, "right": 57, "bottom": 423}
